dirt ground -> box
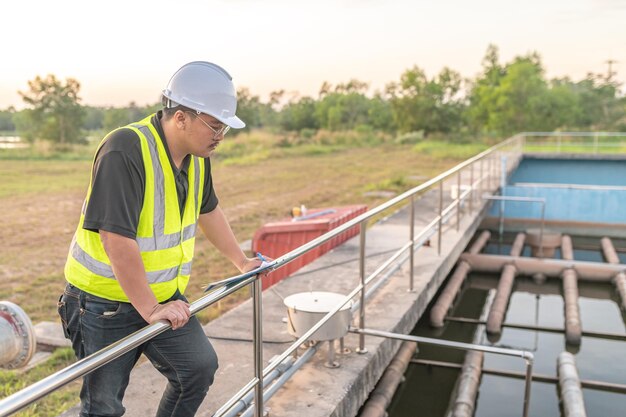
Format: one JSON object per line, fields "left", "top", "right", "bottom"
{"left": 0, "top": 144, "right": 461, "bottom": 323}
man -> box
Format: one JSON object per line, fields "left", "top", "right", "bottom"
{"left": 58, "top": 61, "right": 262, "bottom": 417}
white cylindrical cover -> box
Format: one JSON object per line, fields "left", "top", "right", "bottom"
{"left": 284, "top": 292, "right": 352, "bottom": 341}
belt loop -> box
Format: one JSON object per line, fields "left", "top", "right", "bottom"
{"left": 78, "top": 288, "right": 86, "bottom": 313}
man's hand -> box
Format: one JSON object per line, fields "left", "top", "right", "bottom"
{"left": 147, "top": 300, "right": 191, "bottom": 330}
{"left": 240, "top": 256, "right": 272, "bottom": 275}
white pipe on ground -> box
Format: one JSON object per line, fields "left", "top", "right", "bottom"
{"left": 600, "top": 237, "right": 626, "bottom": 311}
{"left": 0, "top": 301, "right": 36, "bottom": 369}
{"left": 561, "top": 236, "right": 582, "bottom": 346}
{"left": 430, "top": 231, "right": 491, "bottom": 327}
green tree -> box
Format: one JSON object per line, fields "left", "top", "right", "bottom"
{"left": 235, "top": 87, "right": 273, "bottom": 133}
{"left": 466, "top": 44, "right": 505, "bottom": 133}
{"left": 83, "top": 106, "right": 105, "bottom": 131}
{"left": 101, "top": 102, "right": 157, "bottom": 132}
{"left": 0, "top": 107, "right": 16, "bottom": 132}
{"left": 18, "top": 74, "right": 85, "bottom": 143}
{"left": 280, "top": 97, "right": 318, "bottom": 131}
{"left": 311, "top": 80, "right": 384, "bottom": 131}
{"left": 387, "top": 66, "right": 465, "bottom": 135}
{"left": 487, "top": 54, "right": 549, "bottom": 134}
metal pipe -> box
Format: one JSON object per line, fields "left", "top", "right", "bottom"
{"left": 353, "top": 215, "right": 447, "bottom": 313}
{"left": 479, "top": 159, "right": 483, "bottom": 202}
{"left": 448, "top": 289, "right": 493, "bottom": 417}
{"left": 213, "top": 378, "right": 261, "bottom": 417}
{"left": 409, "top": 195, "right": 415, "bottom": 292}
{"left": 457, "top": 171, "right": 461, "bottom": 231}
{"left": 469, "top": 162, "right": 474, "bottom": 213}
{"left": 460, "top": 253, "right": 621, "bottom": 282}
{"left": 600, "top": 237, "right": 626, "bottom": 311}
{"left": 219, "top": 356, "right": 295, "bottom": 417}
{"left": 487, "top": 233, "right": 526, "bottom": 335}
{"left": 449, "top": 351, "right": 483, "bottom": 417}
{"left": 352, "top": 241, "right": 413, "bottom": 312}
{"left": 357, "top": 341, "right": 417, "bottom": 417}
{"left": 445, "top": 317, "right": 626, "bottom": 342}
{"left": 558, "top": 352, "right": 588, "bottom": 417}
{"left": 252, "top": 279, "right": 263, "bottom": 417}
{"left": 561, "top": 236, "right": 582, "bottom": 346}
{"left": 411, "top": 359, "right": 626, "bottom": 394}
{"left": 349, "top": 327, "right": 534, "bottom": 417}
{"left": 357, "top": 221, "right": 368, "bottom": 354}
{"left": 238, "top": 345, "right": 319, "bottom": 417}
{"left": 438, "top": 180, "right": 443, "bottom": 255}
{"left": 430, "top": 231, "right": 491, "bottom": 327}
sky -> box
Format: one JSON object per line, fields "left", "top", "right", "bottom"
{"left": 1, "top": 0, "right": 625, "bottom": 109}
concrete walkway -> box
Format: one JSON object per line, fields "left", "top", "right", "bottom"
{"left": 58, "top": 161, "right": 510, "bottom": 417}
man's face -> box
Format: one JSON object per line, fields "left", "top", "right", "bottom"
{"left": 185, "top": 111, "right": 228, "bottom": 157}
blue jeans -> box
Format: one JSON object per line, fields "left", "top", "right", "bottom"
{"left": 57, "top": 283, "right": 218, "bottom": 417}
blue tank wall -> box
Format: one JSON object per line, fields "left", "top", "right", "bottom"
{"left": 489, "top": 185, "right": 626, "bottom": 223}
{"left": 490, "top": 157, "right": 626, "bottom": 223}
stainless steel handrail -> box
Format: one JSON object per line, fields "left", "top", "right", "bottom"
{"left": 0, "top": 134, "right": 521, "bottom": 417}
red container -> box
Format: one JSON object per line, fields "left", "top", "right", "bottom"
{"left": 252, "top": 205, "right": 367, "bottom": 290}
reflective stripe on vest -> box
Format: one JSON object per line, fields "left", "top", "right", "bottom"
{"left": 64, "top": 115, "right": 205, "bottom": 302}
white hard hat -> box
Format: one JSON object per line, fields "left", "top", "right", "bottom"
{"left": 162, "top": 61, "right": 245, "bottom": 129}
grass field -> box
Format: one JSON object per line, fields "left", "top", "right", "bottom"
{"left": 0, "top": 130, "right": 490, "bottom": 416}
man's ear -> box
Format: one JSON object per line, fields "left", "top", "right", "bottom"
{"left": 174, "top": 110, "right": 187, "bottom": 129}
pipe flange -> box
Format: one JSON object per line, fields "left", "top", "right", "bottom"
{"left": 0, "top": 301, "right": 37, "bottom": 369}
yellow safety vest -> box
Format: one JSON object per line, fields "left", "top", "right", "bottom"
{"left": 64, "top": 115, "right": 205, "bottom": 302}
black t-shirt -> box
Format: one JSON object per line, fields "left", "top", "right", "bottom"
{"left": 83, "top": 112, "right": 219, "bottom": 239}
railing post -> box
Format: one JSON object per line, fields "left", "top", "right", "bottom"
{"left": 409, "top": 195, "right": 415, "bottom": 292}
{"left": 356, "top": 221, "right": 368, "bottom": 354}
{"left": 456, "top": 170, "right": 461, "bottom": 231}
{"left": 252, "top": 278, "right": 264, "bottom": 417}
{"left": 557, "top": 135, "right": 562, "bottom": 153}
{"left": 479, "top": 159, "right": 483, "bottom": 201}
{"left": 523, "top": 358, "right": 534, "bottom": 417}
{"left": 438, "top": 180, "right": 443, "bottom": 256}
{"left": 469, "top": 162, "right": 474, "bottom": 214}
{"left": 594, "top": 133, "right": 599, "bottom": 154}
{"left": 489, "top": 156, "right": 493, "bottom": 191}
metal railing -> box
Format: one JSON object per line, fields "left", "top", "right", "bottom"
{"left": 0, "top": 132, "right": 537, "bottom": 417}
{"left": 520, "top": 131, "right": 626, "bottom": 154}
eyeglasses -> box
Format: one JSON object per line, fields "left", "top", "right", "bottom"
{"left": 186, "top": 112, "right": 230, "bottom": 138}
